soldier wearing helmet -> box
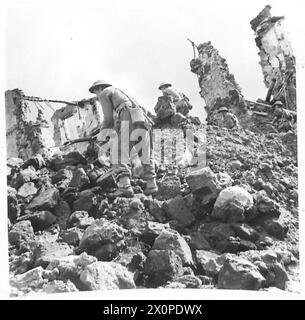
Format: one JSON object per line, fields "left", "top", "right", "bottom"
{"left": 216, "top": 106, "right": 239, "bottom": 129}
{"left": 89, "top": 80, "right": 158, "bottom": 197}
{"left": 272, "top": 100, "right": 297, "bottom": 132}
{"left": 158, "top": 82, "right": 192, "bottom": 117}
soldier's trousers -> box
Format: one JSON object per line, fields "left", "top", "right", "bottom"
{"left": 112, "top": 109, "right": 156, "bottom": 181}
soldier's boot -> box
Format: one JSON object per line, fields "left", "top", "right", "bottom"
{"left": 108, "top": 176, "right": 134, "bottom": 198}
{"left": 144, "top": 178, "right": 158, "bottom": 196}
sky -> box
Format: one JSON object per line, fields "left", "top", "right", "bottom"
{"left": 4, "top": 0, "right": 305, "bottom": 121}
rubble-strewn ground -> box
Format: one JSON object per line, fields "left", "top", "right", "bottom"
{"left": 7, "top": 124, "right": 299, "bottom": 296}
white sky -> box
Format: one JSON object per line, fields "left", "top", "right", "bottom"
{"left": 4, "top": 0, "right": 305, "bottom": 120}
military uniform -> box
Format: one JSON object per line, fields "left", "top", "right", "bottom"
{"left": 214, "top": 111, "right": 239, "bottom": 129}
{"left": 273, "top": 107, "right": 297, "bottom": 133}
{"left": 96, "top": 86, "right": 156, "bottom": 183}
{"left": 161, "top": 86, "right": 192, "bottom": 116}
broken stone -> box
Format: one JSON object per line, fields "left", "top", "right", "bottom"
{"left": 8, "top": 220, "right": 34, "bottom": 246}
{"left": 163, "top": 196, "right": 195, "bottom": 227}
{"left": 119, "top": 200, "right": 152, "bottom": 234}
{"left": 7, "top": 186, "right": 20, "bottom": 221}
{"left": 32, "top": 241, "right": 73, "bottom": 268}
{"left": 72, "top": 190, "right": 98, "bottom": 215}
{"left": 152, "top": 229, "right": 193, "bottom": 266}
{"left": 21, "top": 154, "right": 46, "bottom": 171}
{"left": 69, "top": 168, "right": 90, "bottom": 191}
{"left": 12, "top": 167, "right": 38, "bottom": 189}
{"left": 141, "top": 221, "right": 171, "bottom": 246}
{"left": 189, "top": 231, "right": 211, "bottom": 251}
{"left": 7, "top": 157, "right": 23, "bottom": 169}
{"left": 198, "top": 275, "right": 214, "bottom": 286}
{"left": 174, "top": 275, "right": 202, "bottom": 288}
{"left": 17, "top": 182, "right": 38, "bottom": 199}
{"left": 79, "top": 261, "right": 136, "bottom": 290}
{"left": 147, "top": 198, "right": 166, "bottom": 223}
{"left": 27, "top": 187, "right": 59, "bottom": 212}
{"left": 217, "top": 256, "right": 265, "bottom": 290}
{"left": 114, "top": 246, "right": 146, "bottom": 270}
{"left": 228, "top": 160, "right": 243, "bottom": 170}
{"left": 42, "top": 280, "right": 79, "bottom": 294}
{"left": 239, "top": 250, "right": 289, "bottom": 290}
{"left": 231, "top": 223, "right": 259, "bottom": 242}
{"left": 67, "top": 211, "right": 94, "bottom": 229}
{"left": 185, "top": 167, "right": 218, "bottom": 205}
{"left": 51, "top": 168, "right": 73, "bottom": 184}
{"left": 216, "top": 172, "right": 232, "bottom": 190}
{"left": 239, "top": 239, "right": 257, "bottom": 252}
{"left": 54, "top": 199, "right": 71, "bottom": 229}
{"left": 144, "top": 250, "right": 183, "bottom": 286}
{"left": 262, "top": 218, "right": 288, "bottom": 240}
{"left": 195, "top": 250, "right": 222, "bottom": 277}
{"left": 255, "top": 191, "right": 281, "bottom": 217}
{"left": 27, "top": 211, "right": 57, "bottom": 232}
{"left": 79, "top": 218, "right": 126, "bottom": 259}
{"left": 10, "top": 266, "right": 46, "bottom": 293}
{"left": 211, "top": 186, "right": 254, "bottom": 222}
{"left": 156, "top": 175, "right": 181, "bottom": 201}
{"left": 9, "top": 250, "right": 33, "bottom": 275}
{"left": 59, "top": 227, "right": 83, "bottom": 246}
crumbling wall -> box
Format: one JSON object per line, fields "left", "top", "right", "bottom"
{"left": 5, "top": 89, "right": 53, "bottom": 159}
{"left": 250, "top": 5, "right": 296, "bottom": 110}
{"left": 51, "top": 98, "right": 103, "bottom": 154}
{"left": 190, "top": 41, "right": 252, "bottom": 128}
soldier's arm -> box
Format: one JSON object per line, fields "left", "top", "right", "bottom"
{"left": 99, "top": 92, "right": 114, "bottom": 129}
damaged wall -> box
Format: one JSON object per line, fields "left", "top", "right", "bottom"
{"left": 5, "top": 89, "right": 54, "bottom": 159}
{"left": 250, "top": 5, "right": 296, "bottom": 110}
{"left": 5, "top": 90, "right": 104, "bottom": 160}
{"left": 190, "top": 41, "right": 252, "bottom": 128}
{"left": 51, "top": 98, "right": 103, "bottom": 154}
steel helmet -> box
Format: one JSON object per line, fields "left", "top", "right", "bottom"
{"left": 273, "top": 100, "right": 284, "bottom": 107}
{"left": 158, "top": 82, "right": 172, "bottom": 90}
{"left": 89, "top": 80, "right": 112, "bottom": 93}
{"left": 218, "top": 107, "right": 229, "bottom": 113}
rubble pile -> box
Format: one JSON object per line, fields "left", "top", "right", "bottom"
{"left": 7, "top": 121, "right": 299, "bottom": 296}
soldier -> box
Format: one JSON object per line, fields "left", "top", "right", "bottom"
{"left": 158, "top": 82, "right": 192, "bottom": 116}
{"left": 216, "top": 107, "right": 239, "bottom": 129}
{"left": 89, "top": 80, "right": 158, "bottom": 197}
{"left": 272, "top": 101, "right": 297, "bottom": 132}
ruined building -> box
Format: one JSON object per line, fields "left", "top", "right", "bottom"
{"left": 5, "top": 89, "right": 103, "bottom": 159}
{"left": 51, "top": 98, "right": 103, "bottom": 154}
{"left": 190, "top": 41, "right": 252, "bottom": 128}
{"left": 5, "top": 89, "right": 53, "bottom": 159}
{"left": 250, "top": 5, "right": 296, "bottom": 110}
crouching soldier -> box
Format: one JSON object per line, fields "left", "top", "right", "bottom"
{"left": 89, "top": 80, "right": 158, "bottom": 197}
{"left": 272, "top": 101, "right": 297, "bottom": 133}
{"left": 216, "top": 107, "right": 239, "bottom": 129}
{"left": 158, "top": 82, "right": 193, "bottom": 117}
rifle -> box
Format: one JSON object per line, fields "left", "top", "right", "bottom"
{"left": 63, "top": 128, "right": 101, "bottom": 146}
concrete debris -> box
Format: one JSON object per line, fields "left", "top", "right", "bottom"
{"left": 79, "top": 261, "right": 136, "bottom": 290}
{"left": 144, "top": 250, "right": 184, "bottom": 286}
{"left": 152, "top": 229, "right": 194, "bottom": 266}
{"left": 217, "top": 256, "right": 266, "bottom": 290}
{"left": 5, "top": 5, "right": 299, "bottom": 296}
